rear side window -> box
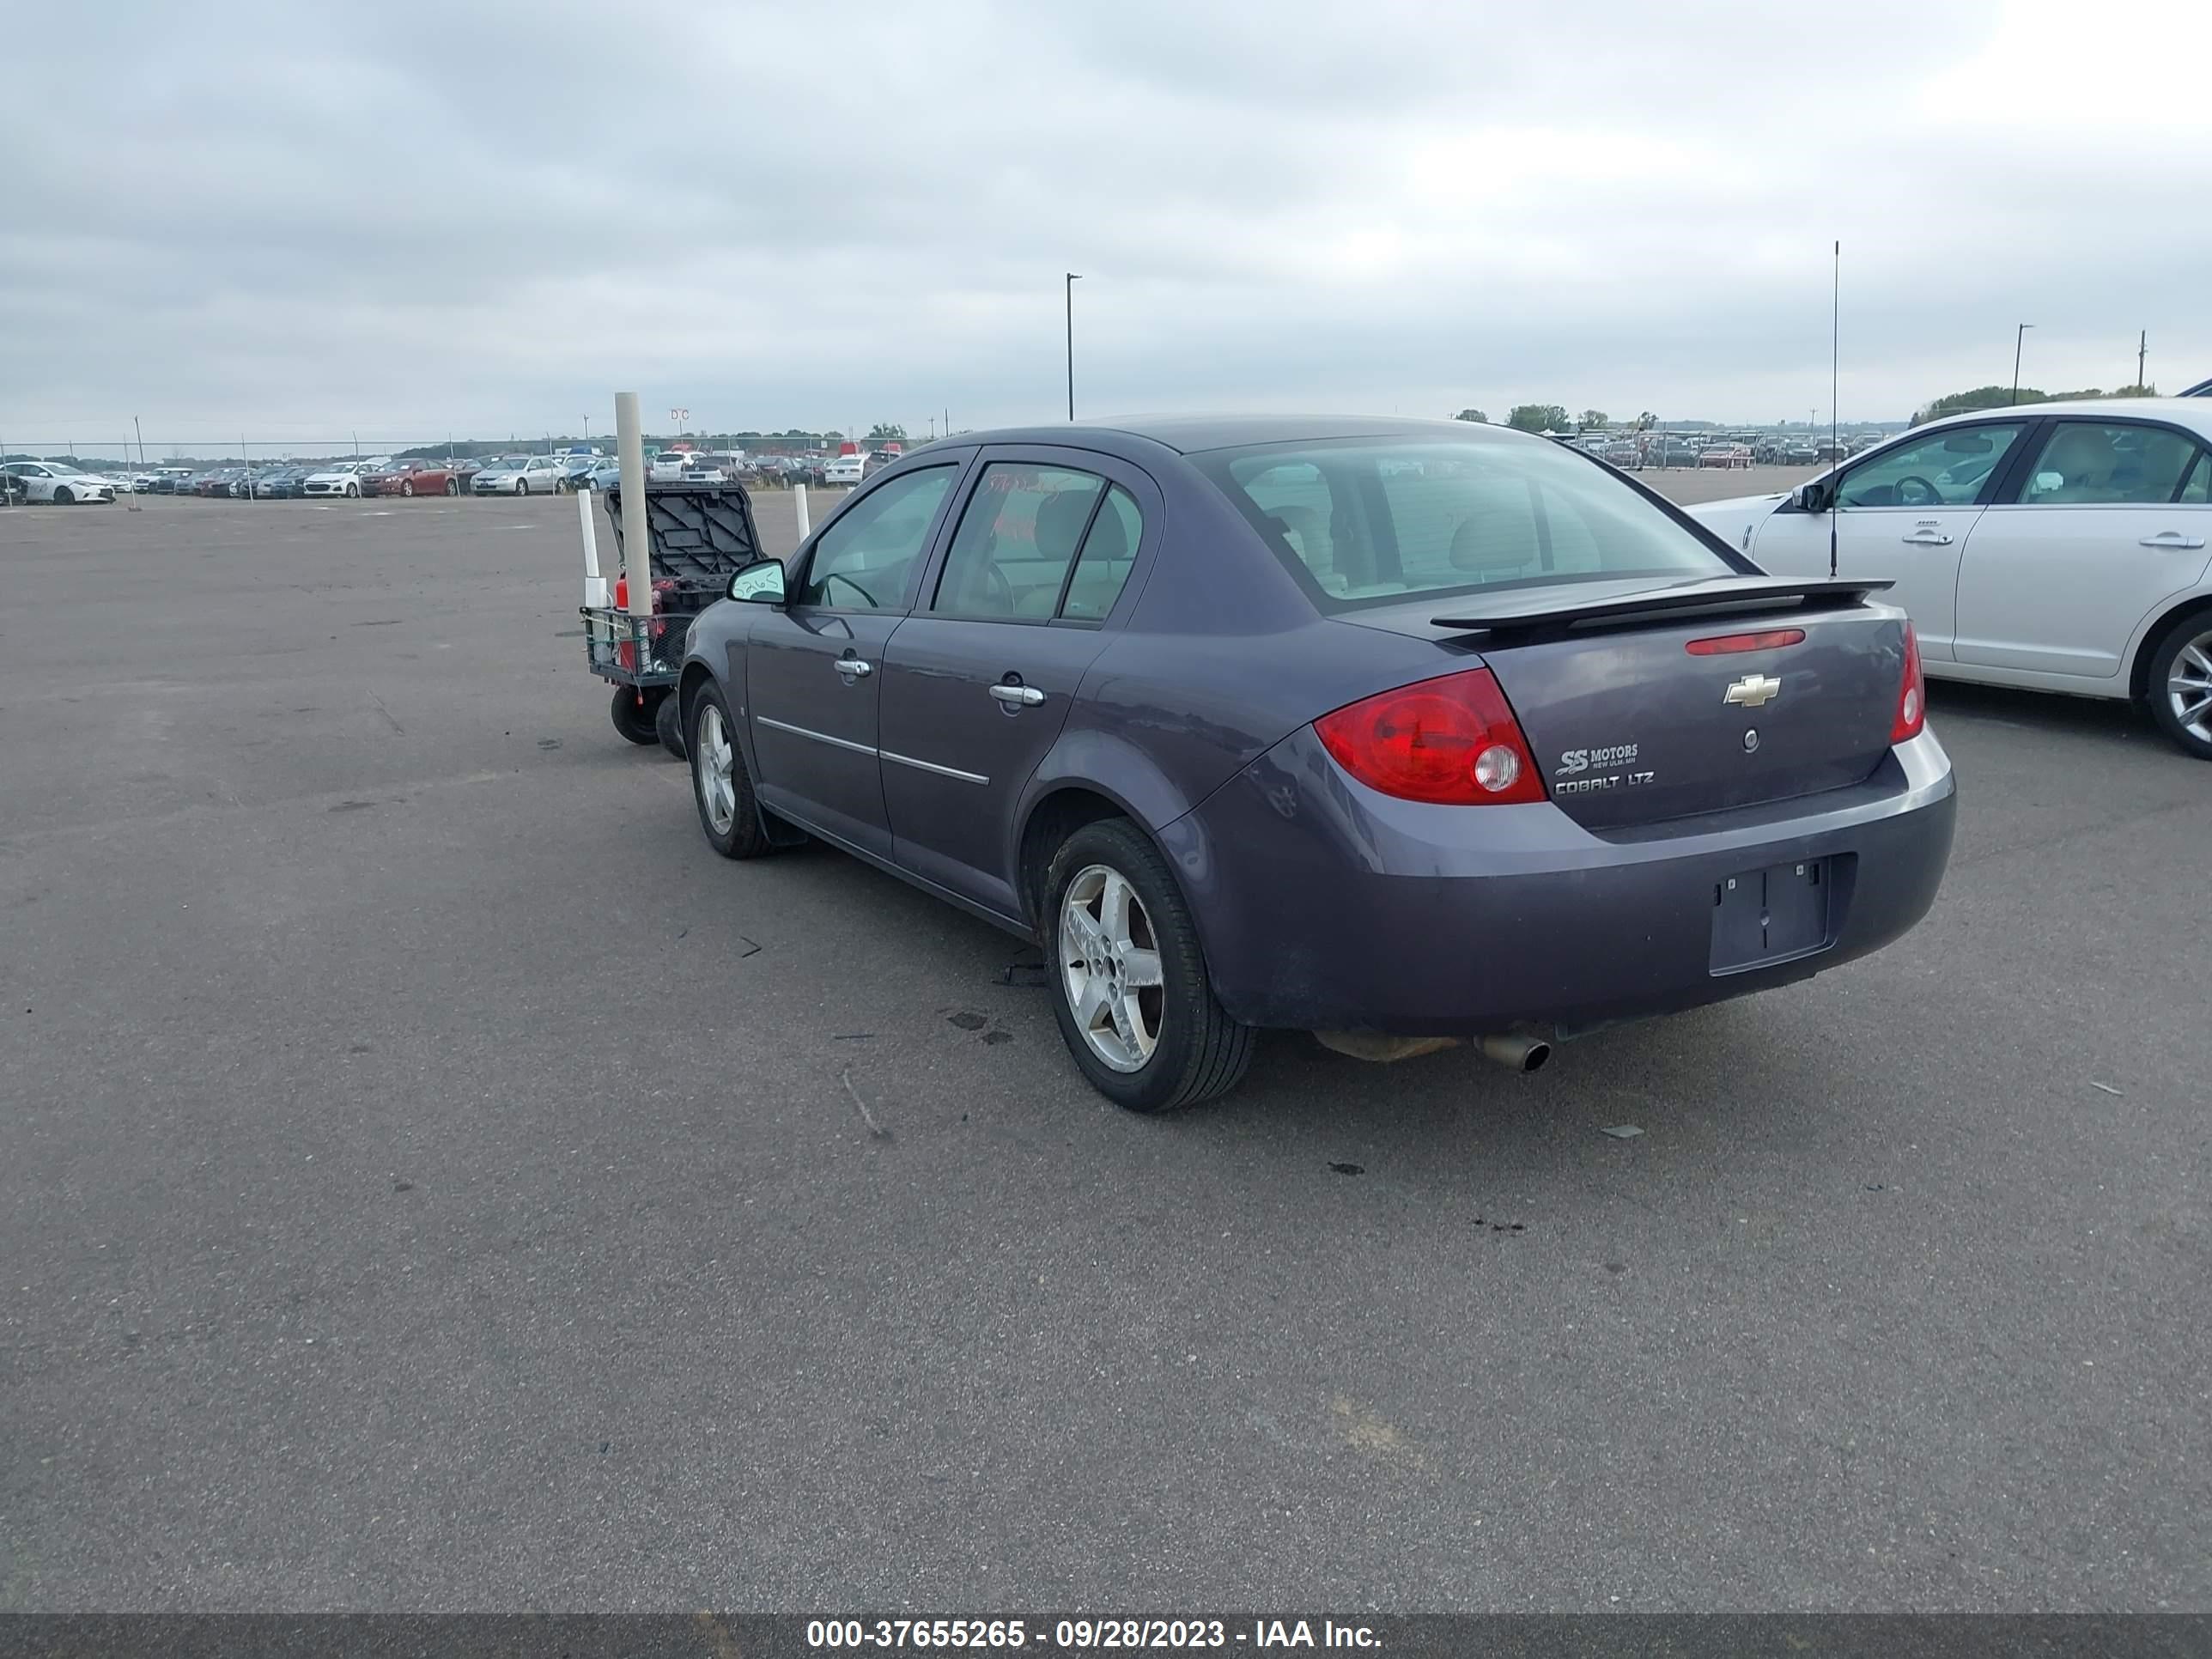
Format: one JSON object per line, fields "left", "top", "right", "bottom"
{"left": 1060, "top": 486, "right": 1142, "bottom": 621}
{"left": 933, "top": 464, "right": 1106, "bottom": 621}
{"left": 2019, "top": 422, "right": 2208, "bottom": 506}
{"left": 1197, "top": 438, "right": 1730, "bottom": 611}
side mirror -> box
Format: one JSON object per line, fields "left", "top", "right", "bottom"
{"left": 726, "top": 558, "right": 787, "bottom": 605}
{"left": 1790, "top": 481, "right": 1830, "bottom": 513}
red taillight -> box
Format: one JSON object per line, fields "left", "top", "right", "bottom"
{"left": 1891, "top": 622, "right": 1925, "bottom": 742}
{"left": 1686, "top": 628, "right": 1806, "bottom": 655}
{"left": 1313, "top": 667, "right": 1546, "bottom": 805}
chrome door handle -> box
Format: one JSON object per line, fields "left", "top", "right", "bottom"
{"left": 834, "top": 657, "right": 873, "bottom": 679}
{"left": 988, "top": 684, "right": 1045, "bottom": 708}
{"left": 1900, "top": 531, "right": 1953, "bottom": 546}
{"left": 2139, "top": 532, "right": 2205, "bottom": 549}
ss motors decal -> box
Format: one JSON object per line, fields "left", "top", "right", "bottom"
{"left": 1554, "top": 741, "right": 1656, "bottom": 794}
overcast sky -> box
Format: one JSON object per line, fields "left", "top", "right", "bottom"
{"left": 4, "top": 0, "right": 2209, "bottom": 451}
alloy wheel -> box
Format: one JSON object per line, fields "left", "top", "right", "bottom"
{"left": 695, "top": 702, "right": 737, "bottom": 835}
{"left": 1058, "top": 863, "right": 1165, "bottom": 1073}
{"left": 2168, "top": 630, "right": 2212, "bottom": 744}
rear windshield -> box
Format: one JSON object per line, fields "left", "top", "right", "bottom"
{"left": 1194, "top": 437, "right": 1734, "bottom": 612}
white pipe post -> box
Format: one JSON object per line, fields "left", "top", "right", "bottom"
{"left": 577, "top": 487, "right": 608, "bottom": 609}
{"left": 793, "top": 483, "right": 810, "bottom": 542}
{"left": 616, "top": 392, "right": 651, "bottom": 621}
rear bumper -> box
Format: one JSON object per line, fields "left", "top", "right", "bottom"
{"left": 1164, "top": 726, "right": 1956, "bottom": 1036}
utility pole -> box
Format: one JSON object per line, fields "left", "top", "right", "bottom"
{"left": 1065, "top": 272, "right": 1081, "bottom": 421}
{"left": 2137, "top": 330, "right": 2148, "bottom": 392}
{"left": 2012, "top": 324, "right": 2033, "bottom": 404}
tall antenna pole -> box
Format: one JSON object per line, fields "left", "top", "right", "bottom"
{"left": 2137, "top": 329, "right": 2148, "bottom": 392}
{"left": 1829, "top": 240, "right": 1841, "bottom": 580}
{"left": 1065, "top": 272, "right": 1081, "bottom": 421}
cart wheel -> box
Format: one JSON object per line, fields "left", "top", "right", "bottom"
{"left": 611, "top": 685, "right": 665, "bottom": 745}
{"left": 655, "top": 690, "right": 686, "bottom": 759}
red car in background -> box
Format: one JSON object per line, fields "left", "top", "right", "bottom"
{"left": 364, "top": 459, "right": 464, "bottom": 498}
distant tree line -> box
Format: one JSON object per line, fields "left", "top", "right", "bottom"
{"left": 1912, "top": 384, "right": 2158, "bottom": 423}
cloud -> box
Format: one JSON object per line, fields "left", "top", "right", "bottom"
{"left": 3, "top": 0, "right": 2208, "bottom": 452}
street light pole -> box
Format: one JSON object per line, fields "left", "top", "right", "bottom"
{"left": 2012, "top": 323, "right": 2033, "bottom": 404}
{"left": 1065, "top": 272, "right": 1081, "bottom": 421}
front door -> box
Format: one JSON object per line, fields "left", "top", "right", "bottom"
{"left": 878, "top": 452, "right": 1153, "bottom": 917}
{"left": 1953, "top": 418, "right": 2212, "bottom": 679}
{"left": 744, "top": 462, "right": 965, "bottom": 860}
{"left": 1750, "top": 418, "right": 2033, "bottom": 661}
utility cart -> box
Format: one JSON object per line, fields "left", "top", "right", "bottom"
{"left": 580, "top": 480, "right": 762, "bottom": 755}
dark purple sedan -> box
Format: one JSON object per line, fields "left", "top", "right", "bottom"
{"left": 677, "top": 416, "right": 1955, "bottom": 1112}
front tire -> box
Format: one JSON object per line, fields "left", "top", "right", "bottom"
{"left": 400, "top": 479, "right": 415, "bottom": 497}
{"left": 2146, "top": 615, "right": 2212, "bottom": 759}
{"left": 344, "top": 483, "right": 359, "bottom": 498}
{"left": 1042, "top": 818, "right": 1253, "bottom": 1113}
{"left": 515, "top": 478, "right": 529, "bottom": 497}
{"left": 688, "top": 683, "right": 774, "bottom": 857}
{"left": 53, "top": 487, "right": 73, "bottom": 505}
{"left": 446, "top": 477, "right": 459, "bottom": 496}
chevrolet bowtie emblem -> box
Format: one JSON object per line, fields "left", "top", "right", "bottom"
{"left": 1724, "top": 673, "right": 1782, "bottom": 709}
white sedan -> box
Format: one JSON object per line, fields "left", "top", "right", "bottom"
{"left": 1689, "top": 398, "right": 2212, "bottom": 758}
{"left": 2, "top": 461, "right": 117, "bottom": 504}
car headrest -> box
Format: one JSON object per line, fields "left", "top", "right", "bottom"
{"left": 1081, "top": 499, "right": 1130, "bottom": 561}
{"left": 1034, "top": 489, "right": 1097, "bottom": 562}
{"left": 1450, "top": 515, "right": 1531, "bottom": 577}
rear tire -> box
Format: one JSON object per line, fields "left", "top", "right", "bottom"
{"left": 1042, "top": 818, "right": 1253, "bottom": 1113}
{"left": 610, "top": 685, "right": 665, "bottom": 745}
{"left": 688, "top": 682, "right": 774, "bottom": 858}
{"left": 2144, "top": 615, "right": 2212, "bottom": 760}
{"left": 654, "top": 691, "right": 685, "bottom": 758}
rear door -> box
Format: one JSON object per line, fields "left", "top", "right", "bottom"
{"left": 744, "top": 459, "right": 967, "bottom": 860}
{"left": 1953, "top": 417, "right": 2212, "bottom": 679}
{"left": 876, "top": 448, "right": 1155, "bottom": 916}
{"left": 1747, "top": 419, "right": 2033, "bottom": 660}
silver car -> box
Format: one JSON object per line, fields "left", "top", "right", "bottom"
{"left": 471, "top": 456, "right": 569, "bottom": 495}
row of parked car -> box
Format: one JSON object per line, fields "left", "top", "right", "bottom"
{"left": 1567, "top": 430, "right": 1887, "bottom": 472}
{"left": 3, "top": 448, "right": 878, "bottom": 507}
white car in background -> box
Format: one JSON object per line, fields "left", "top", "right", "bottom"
{"left": 1689, "top": 398, "right": 2212, "bottom": 758}
{"left": 300, "top": 459, "right": 388, "bottom": 498}
{"left": 471, "top": 455, "right": 568, "bottom": 495}
{"left": 823, "top": 453, "right": 866, "bottom": 485}
{"left": 2, "top": 461, "right": 116, "bottom": 504}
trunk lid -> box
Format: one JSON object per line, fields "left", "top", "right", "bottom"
{"left": 1340, "top": 578, "right": 1907, "bottom": 830}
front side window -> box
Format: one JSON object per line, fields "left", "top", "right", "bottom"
{"left": 933, "top": 464, "right": 1105, "bottom": 620}
{"left": 796, "top": 464, "right": 957, "bottom": 610}
{"left": 1837, "top": 423, "right": 2025, "bottom": 509}
{"left": 2016, "top": 422, "right": 2207, "bottom": 506}
{"left": 1197, "top": 438, "right": 1730, "bottom": 611}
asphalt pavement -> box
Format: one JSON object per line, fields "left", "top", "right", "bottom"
{"left": 2, "top": 488, "right": 2206, "bottom": 1612}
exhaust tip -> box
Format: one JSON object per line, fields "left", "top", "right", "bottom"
{"left": 1480, "top": 1034, "right": 1551, "bottom": 1073}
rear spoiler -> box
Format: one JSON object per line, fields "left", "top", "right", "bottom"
{"left": 1431, "top": 576, "right": 1893, "bottom": 638}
